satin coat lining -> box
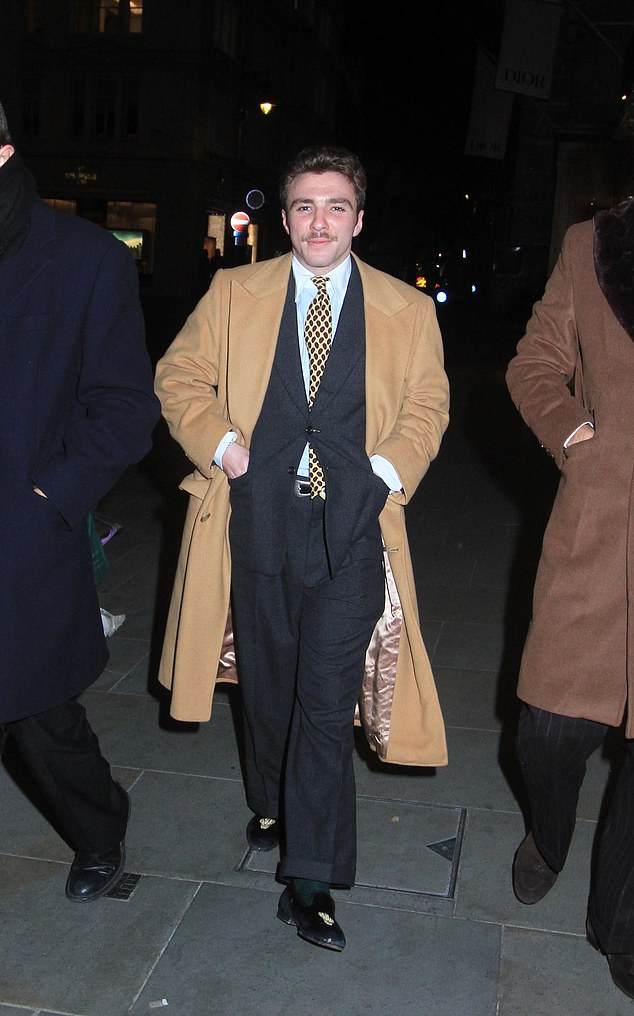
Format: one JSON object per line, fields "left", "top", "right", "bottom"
{"left": 216, "top": 549, "right": 402, "bottom": 759}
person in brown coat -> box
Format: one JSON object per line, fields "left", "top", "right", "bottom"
{"left": 506, "top": 196, "right": 634, "bottom": 999}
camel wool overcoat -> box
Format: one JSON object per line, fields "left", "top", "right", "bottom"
{"left": 155, "top": 252, "right": 450, "bottom": 765}
{"left": 506, "top": 211, "right": 634, "bottom": 735}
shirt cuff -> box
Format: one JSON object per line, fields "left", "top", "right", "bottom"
{"left": 371, "top": 454, "right": 402, "bottom": 493}
{"left": 214, "top": 431, "right": 238, "bottom": 469}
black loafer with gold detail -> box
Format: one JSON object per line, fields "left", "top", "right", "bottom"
{"left": 277, "top": 885, "right": 346, "bottom": 951}
{"left": 246, "top": 815, "right": 279, "bottom": 851}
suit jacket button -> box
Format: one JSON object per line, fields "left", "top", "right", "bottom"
{"left": 200, "top": 512, "right": 211, "bottom": 522}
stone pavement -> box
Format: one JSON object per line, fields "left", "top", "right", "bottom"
{"left": 0, "top": 305, "right": 629, "bottom": 1014}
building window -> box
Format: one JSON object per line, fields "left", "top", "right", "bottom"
{"left": 70, "top": 76, "right": 87, "bottom": 138}
{"left": 72, "top": 0, "right": 89, "bottom": 32}
{"left": 314, "top": 73, "right": 331, "bottom": 123}
{"left": 123, "top": 77, "right": 140, "bottom": 137}
{"left": 22, "top": 78, "right": 42, "bottom": 137}
{"left": 24, "top": 0, "right": 45, "bottom": 31}
{"left": 129, "top": 0, "right": 142, "bottom": 33}
{"left": 69, "top": 75, "right": 140, "bottom": 140}
{"left": 94, "top": 77, "right": 117, "bottom": 138}
{"left": 315, "top": 6, "right": 333, "bottom": 49}
{"left": 72, "top": 0, "right": 142, "bottom": 33}
{"left": 99, "top": 0, "right": 120, "bottom": 33}
{"left": 208, "top": 86, "right": 234, "bottom": 158}
{"left": 214, "top": 1, "right": 238, "bottom": 60}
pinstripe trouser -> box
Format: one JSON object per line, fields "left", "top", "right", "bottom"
{"left": 517, "top": 703, "right": 634, "bottom": 952}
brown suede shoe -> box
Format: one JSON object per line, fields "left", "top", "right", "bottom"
{"left": 512, "top": 830, "right": 558, "bottom": 904}
{"left": 587, "top": 916, "right": 634, "bottom": 1000}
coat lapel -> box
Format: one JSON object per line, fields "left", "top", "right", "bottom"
{"left": 224, "top": 252, "right": 420, "bottom": 456}
{"left": 225, "top": 254, "right": 295, "bottom": 440}
{"left": 0, "top": 202, "right": 54, "bottom": 318}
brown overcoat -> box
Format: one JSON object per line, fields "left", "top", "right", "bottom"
{"left": 506, "top": 214, "right": 634, "bottom": 735}
{"left": 154, "top": 252, "right": 450, "bottom": 765}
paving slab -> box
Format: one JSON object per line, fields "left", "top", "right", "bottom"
{"left": 354, "top": 726, "right": 521, "bottom": 813}
{"left": 129, "top": 882, "right": 502, "bottom": 1016}
{"left": 434, "top": 667, "right": 502, "bottom": 731}
{"left": 78, "top": 689, "right": 243, "bottom": 781}
{"left": 499, "top": 926, "right": 632, "bottom": 1016}
{"left": 124, "top": 770, "right": 249, "bottom": 883}
{"left": 244, "top": 796, "right": 465, "bottom": 900}
{"left": 454, "top": 808, "right": 597, "bottom": 935}
{"left": 0, "top": 854, "right": 197, "bottom": 1015}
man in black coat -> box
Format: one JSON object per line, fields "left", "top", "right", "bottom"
{"left": 0, "top": 101, "right": 160, "bottom": 900}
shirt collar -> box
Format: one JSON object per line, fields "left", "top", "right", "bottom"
{"left": 292, "top": 255, "right": 351, "bottom": 304}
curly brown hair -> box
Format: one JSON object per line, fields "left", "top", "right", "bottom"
{"left": 279, "top": 146, "right": 367, "bottom": 213}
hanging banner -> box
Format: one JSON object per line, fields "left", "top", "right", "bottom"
{"left": 496, "top": 0, "right": 563, "bottom": 99}
{"left": 465, "top": 46, "right": 514, "bottom": 160}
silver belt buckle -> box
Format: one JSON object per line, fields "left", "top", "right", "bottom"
{"left": 293, "top": 476, "right": 311, "bottom": 497}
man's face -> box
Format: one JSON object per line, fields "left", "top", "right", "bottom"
{"left": 281, "top": 170, "right": 363, "bottom": 274}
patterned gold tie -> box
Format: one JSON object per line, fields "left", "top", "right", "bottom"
{"left": 304, "top": 276, "right": 332, "bottom": 498}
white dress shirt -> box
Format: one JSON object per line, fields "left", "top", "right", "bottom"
{"left": 216, "top": 255, "right": 402, "bottom": 493}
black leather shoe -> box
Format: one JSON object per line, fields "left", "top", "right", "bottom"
{"left": 512, "top": 831, "right": 558, "bottom": 904}
{"left": 65, "top": 840, "right": 126, "bottom": 901}
{"left": 277, "top": 885, "right": 346, "bottom": 951}
{"left": 246, "top": 815, "right": 279, "bottom": 851}
{"left": 65, "top": 784, "right": 129, "bottom": 902}
{"left": 587, "top": 916, "right": 634, "bottom": 999}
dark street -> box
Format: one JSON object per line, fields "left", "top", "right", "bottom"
{"left": 0, "top": 302, "right": 628, "bottom": 1014}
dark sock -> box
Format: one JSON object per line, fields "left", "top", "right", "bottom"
{"left": 292, "top": 878, "right": 329, "bottom": 905}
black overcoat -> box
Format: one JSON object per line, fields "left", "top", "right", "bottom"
{"left": 0, "top": 200, "right": 159, "bottom": 722}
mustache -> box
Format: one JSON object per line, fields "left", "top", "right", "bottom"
{"left": 303, "top": 231, "right": 335, "bottom": 241}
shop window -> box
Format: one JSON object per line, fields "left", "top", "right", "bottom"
{"left": 106, "top": 201, "right": 156, "bottom": 277}
{"left": 43, "top": 199, "right": 78, "bottom": 216}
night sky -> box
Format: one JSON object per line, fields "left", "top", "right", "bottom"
{"left": 339, "top": 1, "right": 505, "bottom": 269}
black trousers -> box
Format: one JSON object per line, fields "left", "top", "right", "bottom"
{"left": 231, "top": 492, "right": 385, "bottom": 887}
{"left": 517, "top": 703, "right": 634, "bottom": 952}
{"left": 5, "top": 697, "right": 128, "bottom": 853}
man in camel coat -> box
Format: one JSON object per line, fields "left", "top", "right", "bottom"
{"left": 506, "top": 195, "right": 634, "bottom": 999}
{"left": 155, "top": 145, "right": 449, "bottom": 950}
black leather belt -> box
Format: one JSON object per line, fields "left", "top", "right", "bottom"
{"left": 293, "top": 476, "right": 311, "bottom": 497}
